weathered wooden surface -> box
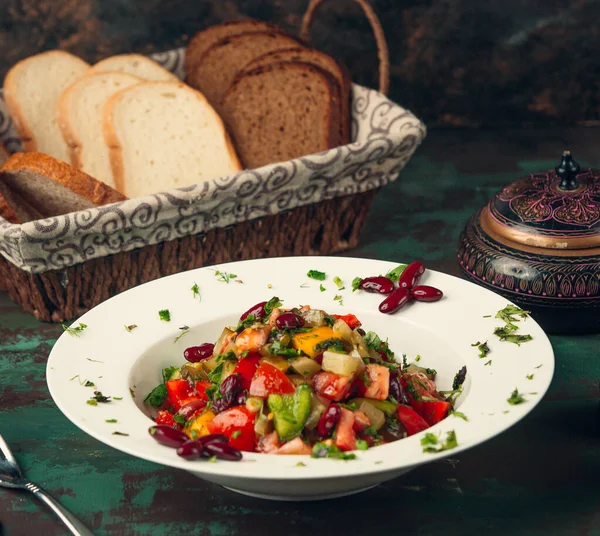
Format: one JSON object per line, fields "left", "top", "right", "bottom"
{"left": 1, "top": 0, "right": 599, "bottom": 127}
{"left": 1, "top": 128, "right": 600, "bottom": 535}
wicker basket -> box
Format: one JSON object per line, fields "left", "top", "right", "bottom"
{"left": 0, "top": 0, "right": 426, "bottom": 322}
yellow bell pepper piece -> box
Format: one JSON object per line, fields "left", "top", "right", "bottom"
{"left": 185, "top": 410, "right": 216, "bottom": 439}
{"left": 291, "top": 327, "right": 342, "bottom": 358}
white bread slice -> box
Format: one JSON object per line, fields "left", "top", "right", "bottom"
{"left": 57, "top": 71, "right": 142, "bottom": 189}
{"left": 89, "top": 54, "right": 179, "bottom": 82}
{"left": 103, "top": 82, "right": 242, "bottom": 197}
{"left": 3, "top": 50, "right": 90, "bottom": 162}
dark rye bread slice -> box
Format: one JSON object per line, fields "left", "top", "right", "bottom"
{"left": 221, "top": 62, "right": 340, "bottom": 169}
{"left": 184, "top": 20, "right": 286, "bottom": 73}
{"left": 186, "top": 31, "right": 303, "bottom": 111}
{"left": 241, "top": 47, "right": 352, "bottom": 146}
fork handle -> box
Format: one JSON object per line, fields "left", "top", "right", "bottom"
{"left": 25, "top": 482, "right": 94, "bottom": 536}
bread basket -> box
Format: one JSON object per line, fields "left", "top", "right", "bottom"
{"left": 0, "top": 0, "right": 426, "bottom": 322}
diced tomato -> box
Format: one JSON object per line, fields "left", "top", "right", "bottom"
{"left": 236, "top": 326, "right": 270, "bottom": 352}
{"left": 194, "top": 380, "right": 212, "bottom": 402}
{"left": 332, "top": 314, "right": 362, "bottom": 330}
{"left": 334, "top": 408, "right": 357, "bottom": 451}
{"left": 313, "top": 372, "right": 351, "bottom": 401}
{"left": 257, "top": 431, "right": 280, "bottom": 453}
{"left": 397, "top": 404, "right": 430, "bottom": 436}
{"left": 233, "top": 353, "right": 262, "bottom": 391}
{"left": 417, "top": 400, "right": 451, "bottom": 425}
{"left": 400, "top": 374, "right": 449, "bottom": 425}
{"left": 362, "top": 364, "right": 390, "bottom": 401}
{"left": 155, "top": 409, "right": 179, "bottom": 428}
{"left": 166, "top": 379, "right": 200, "bottom": 411}
{"left": 276, "top": 437, "right": 312, "bottom": 455}
{"left": 249, "top": 362, "right": 295, "bottom": 398}
{"left": 352, "top": 409, "right": 371, "bottom": 432}
{"left": 207, "top": 406, "right": 257, "bottom": 451}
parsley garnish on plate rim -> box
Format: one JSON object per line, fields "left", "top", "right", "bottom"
{"left": 191, "top": 282, "right": 200, "bottom": 299}
{"left": 307, "top": 270, "right": 326, "bottom": 281}
{"left": 158, "top": 309, "right": 171, "bottom": 322}
{"left": 420, "top": 430, "right": 458, "bottom": 453}
{"left": 62, "top": 323, "right": 87, "bottom": 337}
{"left": 507, "top": 388, "right": 526, "bottom": 405}
{"left": 214, "top": 270, "right": 237, "bottom": 284}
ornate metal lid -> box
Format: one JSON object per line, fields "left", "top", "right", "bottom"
{"left": 482, "top": 151, "right": 600, "bottom": 250}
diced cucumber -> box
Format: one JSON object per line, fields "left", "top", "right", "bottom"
{"left": 350, "top": 397, "right": 398, "bottom": 416}
{"left": 267, "top": 384, "right": 312, "bottom": 441}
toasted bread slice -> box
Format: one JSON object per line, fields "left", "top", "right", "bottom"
{"left": 0, "top": 146, "right": 19, "bottom": 223}
{"left": 103, "top": 82, "right": 242, "bottom": 198}
{"left": 186, "top": 31, "right": 303, "bottom": 110}
{"left": 241, "top": 47, "right": 351, "bottom": 145}
{"left": 88, "top": 54, "right": 179, "bottom": 82}
{"left": 58, "top": 71, "right": 142, "bottom": 188}
{"left": 185, "top": 20, "right": 285, "bottom": 73}
{"left": 0, "top": 152, "right": 126, "bottom": 223}
{"left": 3, "top": 51, "right": 90, "bottom": 162}
{"left": 221, "top": 62, "right": 339, "bottom": 169}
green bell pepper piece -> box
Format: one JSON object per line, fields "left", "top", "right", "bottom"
{"left": 350, "top": 398, "right": 398, "bottom": 416}
{"left": 267, "top": 384, "right": 311, "bottom": 441}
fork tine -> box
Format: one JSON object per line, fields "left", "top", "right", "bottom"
{"left": 0, "top": 434, "right": 19, "bottom": 466}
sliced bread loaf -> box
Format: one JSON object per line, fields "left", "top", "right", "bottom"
{"left": 185, "top": 20, "right": 285, "bottom": 73}
{"left": 241, "top": 47, "right": 351, "bottom": 146}
{"left": 103, "top": 82, "right": 242, "bottom": 198}
{"left": 88, "top": 54, "right": 179, "bottom": 82}
{"left": 57, "top": 71, "right": 142, "bottom": 188}
{"left": 3, "top": 51, "right": 90, "bottom": 162}
{"left": 0, "top": 152, "right": 126, "bottom": 223}
{"left": 221, "top": 62, "right": 339, "bottom": 169}
{"left": 186, "top": 31, "right": 303, "bottom": 110}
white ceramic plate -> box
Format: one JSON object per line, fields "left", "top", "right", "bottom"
{"left": 46, "top": 257, "right": 554, "bottom": 501}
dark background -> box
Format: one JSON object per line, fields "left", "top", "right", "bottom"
{"left": 1, "top": 0, "right": 599, "bottom": 129}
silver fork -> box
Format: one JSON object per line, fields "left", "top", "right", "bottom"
{"left": 0, "top": 433, "right": 94, "bottom": 535}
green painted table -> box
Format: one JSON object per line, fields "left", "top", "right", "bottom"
{"left": 1, "top": 129, "right": 599, "bottom": 536}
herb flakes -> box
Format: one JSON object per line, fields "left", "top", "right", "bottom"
{"left": 319, "top": 284, "right": 326, "bottom": 292}
{"left": 450, "top": 410, "right": 469, "bottom": 421}
{"left": 526, "top": 374, "right": 534, "bottom": 380}
{"left": 112, "top": 431, "right": 129, "bottom": 436}
{"left": 333, "top": 276, "right": 345, "bottom": 290}
{"left": 421, "top": 430, "right": 458, "bottom": 453}
{"left": 214, "top": 270, "right": 237, "bottom": 284}
{"left": 191, "top": 282, "right": 200, "bottom": 299}
{"left": 174, "top": 326, "right": 190, "bottom": 343}
{"left": 63, "top": 323, "right": 87, "bottom": 337}
{"left": 307, "top": 270, "right": 326, "bottom": 281}
{"left": 385, "top": 264, "right": 408, "bottom": 283}
{"left": 311, "top": 442, "right": 357, "bottom": 460}
{"left": 125, "top": 324, "right": 137, "bottom": 332}
{"left": 507, "top": 388, "right": 526, "bottom": 405}
{"left": 158, "top": 309, "right": 171, "bottom": 322}
{"left": 472, "top": 340, "right": 490, "bottom": 358}
{"left": 351, "top": 277, "right": 363, "bottom": 291}
{"left": 105, "top": 419, "right": 118, "bottom": 423}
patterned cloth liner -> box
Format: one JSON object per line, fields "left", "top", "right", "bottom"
{"left": 0, "top": 48, "right": 426, "bottom": 274}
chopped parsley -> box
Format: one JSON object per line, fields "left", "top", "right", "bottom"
{"left": 385, "top": 264, "right": 408, "bottom": 283}
{"left": 214, "top": 270, "right": 237, "bottom": 284}
{"left": 296, "top": 461, "right": 306, "bottom": 467}
{"left": 472, "top": 340, "right": 490, "bottom": 358}
{"left": 105, "top": 419, "right": 118, "bottom": 423}
{"left": 307, "top": 270, "right": 326, "bottom": 281}
{"left": 333, "top": 276, "right": 344, "bottom": 290}
{"left": 216, "top": 350, "right": 238, "bottom": 363}
{"left": 535, "top": 364, "right": 543, "bottom": 369}
{"left": 90, "top": 391, "right": 111, "bottom": 404}
{"left": 333, "top": 294, "right": 343, "bottom": 305}
{"left": 208, "top": 363, "right": 224, "bottom": 385}
{"left": 314, "top": 338, "right": 345, "bottom": 353}
{"left": 507, "top": 388, "right": 526, "bottom": 405}
{"left": 526, "top": 374, "right": 534, "bottom": 380}
{"left": 231, "top": 430, "right": 242, "bottom": 440}
{"left": 174, "top": 326, "right": 190, "bottom": 343}
{"left": 324, "top": 315, "right": 335, "bottom": 327}
{"left": 494, "top": 327, "right": 533, "bottom": 345}
{"left": 158, "top": 309, "right": 171, "bottom": 322}
{"left": 173, "top": 414, "right": 186, "bottom": 426}
{"left": 112, "top": 431, "right": 129, "bottom": 436}
{"left": 125, "top": 324, "right": 137, "bottom": 332}
{"left": 191, "top": 282, "right": 200, "bottom": 299}
{"left": 356, "top": 439, "right": 369, "bottom": 451}
{"left": 62, "top": 322, "right": 87, "bottom": 337}
{"left": 484, "top": 360, "right": 492, "bottom": 366}
{"left": 264, "top": 297, "right": 283, "bottom": 317}
{"left": 84, "top": 380, "right": 94, "bottom": 387}
{"left": 113, "top": 397, "right": 123, "bottom": 401}
{"left": 450, "top": 410, "right": 468, "bottom": 421}
{"left": 86, "top": 400, "right": 97, "bottom": 406}
{"left": 300, "top": 283, "right": 309, "bottom": 288}
{"left": 415, "top": 355, "right": 421, "bottom": 362}
{"left": 235, "top": 315, "right": 256, "bottom": 332}
{"left": 320, "top": 284, "right": 326, "bottom": 292}
{"left": 351, "top": 277, "right": 363, "bottom": 291}
{"left": 86, "top": 358, "right": 103, "bottom": 363}
{"left": 269, "top": 341, "right": 302, "bottom": 357}
{"left": 312, "top": 442, "right": 357, "bottom": 460}
{"left": 144, "top": 366, "right": 178, "bottom": 408}
{"left": 420, "top": 430, "right": 458, "bottom": 453}
{"left": 495, "top": 304, "right": 530, "bottom": 330}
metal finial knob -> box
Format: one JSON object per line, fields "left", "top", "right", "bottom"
{"left": 555, "top": 150, "right": 581, "bottom": 191}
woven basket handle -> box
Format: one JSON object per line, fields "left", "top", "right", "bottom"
{"left": 299, "top": 0, "right": 390, "bottom": 95}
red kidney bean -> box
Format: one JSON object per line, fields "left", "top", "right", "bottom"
{"left": 379, "top": 287, "right": 412, "bottom": 314}
{"left": 411, "top": 285, "right": 443, "bottom": 302}
{"left": 360, "top": 276, "right": 395, "bottom": 295}
{"left": 240, "top": 301, "right": 267, "bottom": 322}
{"left": 184, "top": 343, "right": 215, "bottom": 363}
{"left": 235, "top": 390, "right": 248, "bottom": 406}
{"left": 314, "top": 353, "right": 324, "bottom": 366}
{"left": 176, "top": 399, "right": 207, "bottom": 420}
{"left": 148, "top": 425, "right": 189, "bottom": 448}
{"left": 197, "top": 434, "right": 228, "bottom": 447}
{"left": 276, "top": 312, "right": 305, "bottom": 329}
{"left": 389, "top": 376, "right": 410, "bottom": 406}
{"left": 203, "top": 442, "right": 243, "bottom": 461}
{"left": 177, "top": 440, "right": 204, "bottom": 460}
{"left": 213, "top": 374, "right": 243, "bottom": 413}
{"left": 398, "top": 261, "right": 425, "bottom": 289}
{"left": 317, "top": 404, "right": 341, "bottom": 437}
